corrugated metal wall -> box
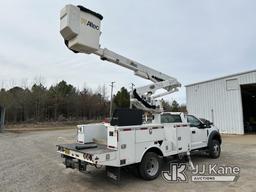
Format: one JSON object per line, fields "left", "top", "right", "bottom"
{"left": 186, "top": 71, "right": 256, "bottom": 134}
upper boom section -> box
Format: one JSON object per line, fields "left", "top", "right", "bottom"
{"left": 60, "top": 4, "right": 181, "bottom": 112}
{"left": 95, "top": 48, "right": 180, "bottom": 87}
{"left": 60, "top": 5, "right": 180, "bottom": 85}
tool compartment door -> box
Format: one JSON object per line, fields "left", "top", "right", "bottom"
{"left": 176, "top": 125, "right": 191, "bottom": 153}
{"left": 135, "top": 125, "right": 164, "bottom": 143}
{"left": 107, "top": 126, "right": 118, "bottom": 149}
{"left": 118, "top": 129, "right": 136, "bottom": 165}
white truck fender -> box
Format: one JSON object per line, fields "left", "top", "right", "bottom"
{"left": 138, "top": 145, "right": 164, "bottom": 162}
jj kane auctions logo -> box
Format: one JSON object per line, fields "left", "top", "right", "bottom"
{"left": 162, "top": 163, "right": 240, "bottom": 182}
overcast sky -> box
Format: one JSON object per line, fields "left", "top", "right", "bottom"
{"left": 0, "top": 0, "right": 255, "bottom": 104}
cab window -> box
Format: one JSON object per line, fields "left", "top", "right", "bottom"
{"left": 187, "top": 115, "right": 201, "bottom": 127}
{"left": 161, "top": 114, "right": 182, "bottom": 123}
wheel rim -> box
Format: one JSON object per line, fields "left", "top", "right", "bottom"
{"left": 146, "top": 157, "right": 159, "bottom": 176}
{"left": 213, "top": 144, "right": 220, "bottom": 156}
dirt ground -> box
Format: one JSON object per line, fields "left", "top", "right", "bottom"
{"left": 0, "top": 129, "right": 255, "bottom": 192}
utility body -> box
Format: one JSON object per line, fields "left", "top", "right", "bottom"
{"left": 57, "top": 5, "right": 222, "bottom": 183}
{"left": 57, "top": 112, "right": 221, "bottom": 182}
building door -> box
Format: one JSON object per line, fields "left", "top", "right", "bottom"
{"left": 241, "top": 84, "right": 256, "bottom": 134}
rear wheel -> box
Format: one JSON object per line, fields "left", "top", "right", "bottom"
{"left": 139, "top": 152, "right": 162, "bottom": 180}
{"left": 209, "top": 140, "right": 221, "bottom": 159}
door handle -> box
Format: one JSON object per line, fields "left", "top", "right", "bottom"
{"left": 192, "top": 131, "right": 196, "bottom": 134}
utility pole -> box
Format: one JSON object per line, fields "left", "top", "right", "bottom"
{"left": 109, "top": 82, "right": 115, "bottom": 118}
{"left": 130, "top": 83, "right": 135, "bottom": 109}
{"left": 0, "top": 106, "right": 5, "bottom": 133}
{"left": 130, "top": 83, "right": 135, "bottom": 92}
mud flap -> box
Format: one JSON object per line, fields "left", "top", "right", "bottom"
{"left": 106, "top": 166, "right": 121, "bottom": 184}
{"left": 64, "top": 157, "right": 87, "bottom": 172}
{"left": 78, "top": 160, "right": 87, "bottom": 172}
{"left": 65, "top": 157, "right": 75, "bottom": 169}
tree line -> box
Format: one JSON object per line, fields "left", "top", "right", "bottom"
{"left": 0, "top": 81, "right": 110, "bottom": 123}
{"left": 0, "top": 82, "right": 186, "bottom": 123}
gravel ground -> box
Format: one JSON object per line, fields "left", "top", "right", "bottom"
{"left": 0, "top": 129, "right": 255, "bottom": 192}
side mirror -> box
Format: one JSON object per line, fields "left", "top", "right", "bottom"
{"left": 204, "top": 122, "right": 213, "bottom": 128}
{"left": 198, "top": 123, "right": 208, "bottom": 129}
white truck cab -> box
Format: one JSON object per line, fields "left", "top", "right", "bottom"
{"left": 185, "top": 114, "right": 220, "bottom": 151}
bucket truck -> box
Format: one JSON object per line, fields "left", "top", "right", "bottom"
{"left": 57, "top": 5, "right": 222, "bottom": 183}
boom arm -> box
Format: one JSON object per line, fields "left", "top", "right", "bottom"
{"left": 60, "top": 5, "right": 181, "bottom": 113}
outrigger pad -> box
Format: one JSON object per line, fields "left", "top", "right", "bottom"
{"left": 75, "top": 143, "right": 97, "bottom": 150}
{"left": 106, "top": 166, "right": 121, "bottom": 185}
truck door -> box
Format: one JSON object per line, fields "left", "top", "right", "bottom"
{"left": 187, "top": 115, "right": 208, "bottom": 149}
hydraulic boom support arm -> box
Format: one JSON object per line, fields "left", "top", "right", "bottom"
{"left": 60, "top": 4, "right": 181, "bottom": 113}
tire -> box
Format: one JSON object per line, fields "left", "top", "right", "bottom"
{"left": 209, "top": 140, "right": 221, "bottom": 159}
{"left": 139, "top": 152, "right": 162, "bottom": 180}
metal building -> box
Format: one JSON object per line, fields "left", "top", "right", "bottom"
{"left": 186, "top": 70, "right": 256, "bottom": 134}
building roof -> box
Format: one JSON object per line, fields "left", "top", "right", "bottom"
{"left": 186, "top": 69, "right": 256, "bottom": 87}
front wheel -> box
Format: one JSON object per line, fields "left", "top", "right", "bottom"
{"left": 139, "top": 152, "right": 162, "bottom": 180}
{"left": 208, "top": 140, "right": 221, "bottom": 159}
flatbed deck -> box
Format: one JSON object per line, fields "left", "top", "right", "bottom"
{"left": 57, "top": 143, "right": 113, "bottom": 155}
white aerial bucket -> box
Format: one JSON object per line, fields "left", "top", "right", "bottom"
{"left": 60, "top": 5, "right": 103, "bottom": 54}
